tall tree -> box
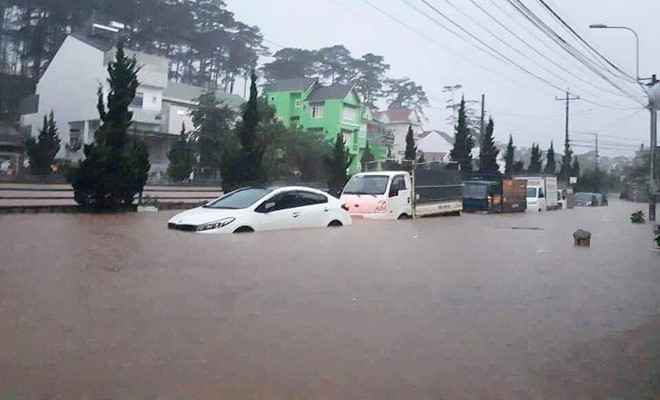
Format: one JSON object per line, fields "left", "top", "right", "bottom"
{"left": 327, "top": 134, "right": 352, "bottom": 196}
{"left": 69, "top": 41, "right": 148, "bottom": 209}
{"left": 360, "top": 141, "right": 375, "bottom": 171}
{"left": 504, "top": 134, "right": 515, "bottom": 177}
{"left": 559, "top": 141, "right": 573, "bottom": 181}
{"left": 528, "top": 143, "right": 543, "bottom": 173}
{"left": 190, "top": 89, "right": 235, "bottom": 180}
{"left": 571, "top": 157, "right": 580, "bottom": 179}
{"left": 25, "top": 110, "right": 60, "bottom": 175}
{"left": 403, "top": 125, "right": 417, "bottom": 170}
{"left": 352, "top": 53, "right": 389, "bottom": 108}
{"left": 262, "top": 48, "right": 318, "bottom": 81}
{"left": 512, "top": 160, "right": 525, "bottom": 175}
{"left": 544, "top": 141, "right": 557, "bottom": 174}
{"left": 449, "top": 97, "right": 474, "bottom": 173}
{"left": 236, "top": 70, "right": 266, "bottom": 184}
{"left": 384, "top": 77, "right": 429, "bottom": 111}
{"left": 478, "top": 116, "right": 499, "bottom": 174}
{"left": 167, "top": 123, "right": 196, "bottom": 182}
{"left": 316, "top": 45, "right": 355, "bottom": 84}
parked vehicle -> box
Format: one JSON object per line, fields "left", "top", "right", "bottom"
{"left": 168, "top": 186, "right": 352, "bottom": 233}
{"left": 462, "top": 177, "right": 527, "bottom": 213}
{"left": 515, "top": 176, "right": 559, "bottom": 211}
{"left": 341, "top": 165, "right": 462, "bottom": 219}
{"left": 574, "top": 192, "right": 608, "bottom": 207}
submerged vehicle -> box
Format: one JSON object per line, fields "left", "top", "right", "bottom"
{"left": 462, "top": 177, "right": 527, "bottom": 213}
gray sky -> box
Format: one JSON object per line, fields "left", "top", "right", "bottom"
{"left": 226, "top": 0, "right": 659, "bottom": 156}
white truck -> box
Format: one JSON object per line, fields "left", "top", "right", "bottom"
{"left": 340, "top": 166, "right": 463, "bottom": 219}
{"left": 515, "top": 176, "right": 559, "bottom": 211}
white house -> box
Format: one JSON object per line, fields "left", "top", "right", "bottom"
{"left": 21, "top": 32, "right": 243, "bottom": 176}
{"left": 417, "top": 130, "right": 453, "bottom": 162}
{"left": 372, "top": 108, "right": 424, "bottom": 160}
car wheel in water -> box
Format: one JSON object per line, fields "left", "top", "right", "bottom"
{"left": 397, "top": 214, "right": 410, "bottom": 220}
{"left": 328, "top": 220, "right": 343, "bottom": 227}
{"left": 233, "top": 226, "right": 254, "bottom": 234}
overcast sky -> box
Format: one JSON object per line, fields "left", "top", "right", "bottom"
{"left": 226, "top": 0, "right": 659, "bottom": 156}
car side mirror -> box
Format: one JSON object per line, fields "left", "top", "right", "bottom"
{"left": 264, "top": 202, "right": 276, "bottom": 212}
{"left": 389, "top": 189, "right": 399, "bottom": 197}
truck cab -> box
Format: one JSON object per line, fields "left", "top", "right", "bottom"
{"left": 340, "top": 172, "right": 413, "bottom": 220}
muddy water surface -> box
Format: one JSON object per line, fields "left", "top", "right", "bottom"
{"left": 0, "top": 200, "right": 658, "bottom": 399}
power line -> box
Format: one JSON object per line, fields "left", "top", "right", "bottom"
{"left": 408, "top": 0, "right": 569, "bottom": 94}
{"left": 455, "top": 0, "right": 633, "bottom": 100}
{"left": 505, "top": 0, "right": 646, "bottom": 106}
{"left": 534, "top": 0, "right": 641, "bottom": 86}
{"left": 354, "top": 0, "right": 558, "bottom": 96}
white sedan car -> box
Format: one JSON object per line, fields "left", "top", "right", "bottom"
{"left": 168, "top": 186, "right": 352, "bottom": 234}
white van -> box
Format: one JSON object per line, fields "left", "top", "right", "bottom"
{"left": 516, "top": 176, "right": 559, "bottom": 211}
{"left": 340, "top": 171, "right": 412, "bottom": 219}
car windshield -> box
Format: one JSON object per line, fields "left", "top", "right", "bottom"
{"left": 463, "top": 184, "right": 489, "bottom": 198}
{"left": 343, "top": 175, "right": 390, "bottom": 195}
{"left": 204, "top": 187, "right": 273, "bottom": 209}
{"left": 526, "top": 187, "right": 537, "bottom": 197}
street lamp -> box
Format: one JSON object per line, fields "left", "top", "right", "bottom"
{"left": 590, "top": 23, "right": 657, "bottom": 220}
{"left": 589, "top": 24, "right": 640, "bottom": 81}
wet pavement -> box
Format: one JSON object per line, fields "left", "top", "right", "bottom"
{"left": 0, "top": 200, "right": 658, "bottom": 399}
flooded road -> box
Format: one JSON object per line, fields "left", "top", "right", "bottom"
{"left": 1, "top": 200, "right": 658, "bottom": 399}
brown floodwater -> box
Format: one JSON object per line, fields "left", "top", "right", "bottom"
{"left": 0, "top": 200, "right": 658, "bottom": 399}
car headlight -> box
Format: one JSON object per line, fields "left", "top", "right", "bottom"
{"left": 197, "top": 217, "right": 235, "bottom": 231}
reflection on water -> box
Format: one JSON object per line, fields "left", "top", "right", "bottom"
{"left": 0, "top": 200, "right": 658, "bottom": 398}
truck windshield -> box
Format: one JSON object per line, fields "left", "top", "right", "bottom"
{"left": 343, "top": 175, "right": 390, "bottom": 195}
{"left": 526, "top": 187, "right": 537, "bottom": 198}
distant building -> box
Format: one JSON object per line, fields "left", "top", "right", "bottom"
{"left": 265, "top": 78, "right": 370, "bottom": 172}
{"left": 417, "top": 130, "right": 453, "bottom": 162}
{"left": 21, "top": 32, "right": 243, "bottom": 177}
{"left": 371, "top": 108, "right": 424, "bottom": 160}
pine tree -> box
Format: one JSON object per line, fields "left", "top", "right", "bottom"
{"left": 327, "top": 134, "right": 352, "bottom": 196}
{"left": 25, "top": 111, "right": 60, "bottom": 175}
{"left": 403, "top": 125, "right": 417, "bottom": 170}
{"left": 167, "top": 123, "right": 196, "bottom": 182}
{"left": 504, "top": 134, "right": 515, "bottom": 177}
{"left": 528, "top": 143, "right": 543, "bottom": 173}
{"left": 360, "top": 141, "right": 375, "bottom": 171}
{"left": 69, "top": 41, "right": 148, "bottom": 209}
{"left": 544, "top": 141, "right": 557, "bottom": 174}
{"left": 449, "top": 96, "right": 475, "bottom": 173}
{"left": 559, "top": 141, "right": 573, "bottom": 182}
{"left": 237, "top": 70, "right": 265, "bottom": 184}
{"left": 417, "top": 152, "right": 426, "bottom": 164}
{"left": 512, "top": 160, "right": 525, "bottom": 174}
{"left": 571, "top": 157, "right": 580, "bottom": 178}
{"left": 478, "top": 116, "right": 499, "bottom": 174}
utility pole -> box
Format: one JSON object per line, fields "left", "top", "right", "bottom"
{"left": 649, "top": 74, "right": 658, "bottom": 221}
{"left": 555, "top": 89, "right": 580, "bottom": 182}
{"left": 595, "top": 133, "right": 599, "bottom": 171}
{"left": 479, "top": 93, "right": 485, "bottom": 169}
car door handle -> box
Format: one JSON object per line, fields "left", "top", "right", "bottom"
{"left": 324, "top": 207, "right": 329, "bottom": 212}
{"left": 292, "top": 212, "right": 301, "bottom": 218}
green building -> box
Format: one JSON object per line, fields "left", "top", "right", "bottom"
{"left": 265, "top": 78, "right": 371, "bottom": 173}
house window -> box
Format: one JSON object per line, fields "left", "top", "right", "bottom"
{"left": 311, "top": 105, "right": 324, "bottom": 118}
{"left": 271, "top": 96, "right": 275, "bottom": 101}
{"left": 342, "top": 107, "right": 356, "bottom": 121}
{"left": 358, "top": 128, "right": 367, "bottom": 138}
{"left": 295, "top": 99, "right": 302, "bottom": 108}
{"left": 130, "top": 92, "right": 144, "bottom": 108}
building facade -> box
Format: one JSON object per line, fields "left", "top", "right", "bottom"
{"left": 372, "top": 108, "right": 424, "bottom": 160}
{"left": 265, "top": 78, "right": 370, "bottom": 173}
{"left": 21, "top": 33, "right": 243, "bottom": 178}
